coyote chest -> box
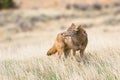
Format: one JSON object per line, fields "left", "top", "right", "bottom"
{"left": 64, "top": 36, "right": 82, "bottom": 50}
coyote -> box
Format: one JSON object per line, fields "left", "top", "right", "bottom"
{"left": 47, "top": 23, "right": 88, "bottom": 59}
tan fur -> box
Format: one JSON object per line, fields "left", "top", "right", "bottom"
{"left": 47, "top": 23, "right": 88, "bottom": 59}
{"left": 47, "top": 32, "right": 71, "bottom": 58}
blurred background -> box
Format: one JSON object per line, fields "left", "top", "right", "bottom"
{"left": 0, "top": 0, "right": 120, "bottom": 48}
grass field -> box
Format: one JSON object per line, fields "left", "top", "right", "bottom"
{"left": 0, "top": 6, "right": 120, "bottom": 80}
{"left": 0, "top": 26, "right": 120, "bottom": 80}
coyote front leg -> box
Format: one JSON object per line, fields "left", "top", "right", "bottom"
{"left": 64, "top": 49, "right": 70, "bottom": 58}
{"left": 71, "top": 49, "right": 76, "bottom": 61}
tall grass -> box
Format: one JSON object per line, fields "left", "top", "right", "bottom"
{"left": 0, "top": 43, "right": 120, "bottom": 80}
{"left": 0, "top": 26, "right": 120, "bottom": 80}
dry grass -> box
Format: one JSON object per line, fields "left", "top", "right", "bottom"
{"left": 0, "top": 26, "right": 120, "bottom": 80}
{"left": 0, "top": 6, "right": 120, "bottom": 80}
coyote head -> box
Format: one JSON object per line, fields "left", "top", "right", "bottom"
{"left": 64, "top": 23, "right": 83, "bottom": 37}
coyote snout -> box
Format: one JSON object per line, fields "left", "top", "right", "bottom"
{"left": 47, "top": 23, "right": 88, "bottom": 59}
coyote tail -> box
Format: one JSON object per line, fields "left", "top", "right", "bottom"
{"left": 47, "top": 45, "right": 57, "bottom": 56}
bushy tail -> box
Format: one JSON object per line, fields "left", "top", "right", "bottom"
{"left": 47, "top": 45, "right": 57, "bottom": 56}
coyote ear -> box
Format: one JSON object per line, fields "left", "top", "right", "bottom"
{"left": 78, "top": 25, "right": 81, "bottom": 27}
{"left": 67, "top": 23, "right": 76, "bottom": 31}
{"left": 77, "top": 25, "right": 82, "bottom": 29}
{"left": 74, "top": 25, "right": 82, "bottom": 31}
{"left": 71, "top": 23, "right": 75, "bottom": 27}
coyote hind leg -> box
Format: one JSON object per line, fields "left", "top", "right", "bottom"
{"left": 57, "top": 48, "right": 64, "bottom": 59}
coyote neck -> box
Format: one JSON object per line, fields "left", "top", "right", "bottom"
{"left": 72, "top": 35, "right": 80, "bottom": 45}
{"left": 71, "top": 33, "right": 86, "bottom": 46}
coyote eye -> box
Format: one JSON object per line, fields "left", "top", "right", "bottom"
{"left": 77, "top": 27, "right": 79, "bottom": 30}
{"left": 83, "top": 31, "right": 86, "bottom": 34}
{"left": 76, "top": 26, "right": 80, "bottom": 30}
